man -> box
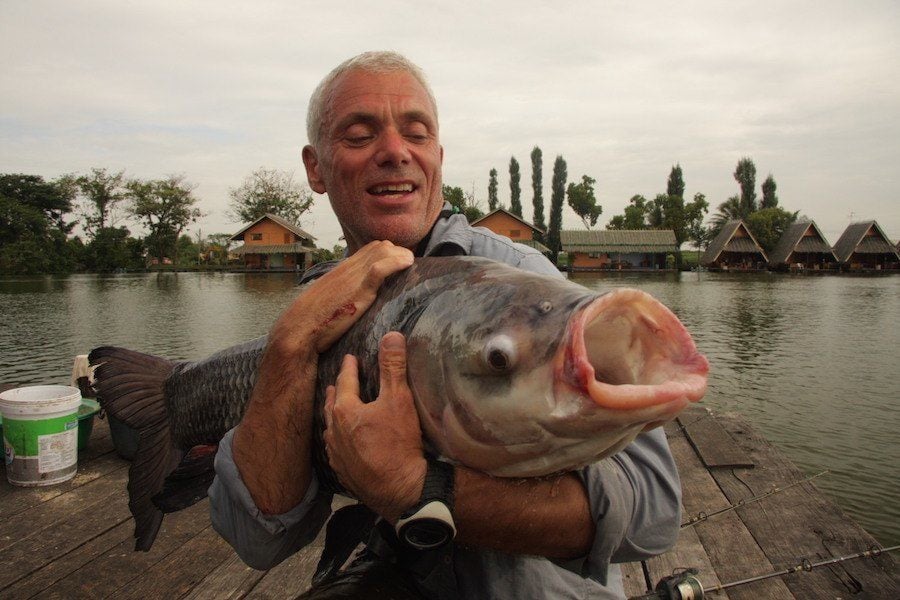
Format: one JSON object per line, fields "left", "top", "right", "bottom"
{"left": 209, "top": 51, "right": 681, "bottom": 599}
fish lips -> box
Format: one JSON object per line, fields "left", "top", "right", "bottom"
{"left": 556, "top": 288, "right": 709, "bottom": 421}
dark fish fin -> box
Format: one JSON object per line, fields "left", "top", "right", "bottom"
{"left": 152, "top": 444, "right": 218, "bottom": 513}
{"left": 88, "top": 346, "right": 180, "bottom": 551}
{"left": 312, "top": 504, "right": 379, "bottom": 586}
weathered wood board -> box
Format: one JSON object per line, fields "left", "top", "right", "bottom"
{"left": 0, "top": 405, "right": 895, "bottom": 599}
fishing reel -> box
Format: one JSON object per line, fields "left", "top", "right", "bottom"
{"left": 652, "top": 568, "right": 705, "bottom": 600}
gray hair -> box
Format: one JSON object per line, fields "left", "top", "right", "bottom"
{"left": 306, "top": 50, "right": 438, "bottom": 149}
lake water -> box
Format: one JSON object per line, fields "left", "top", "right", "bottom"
{"left": 1, "top": 270, "right": 897, "bottom": 545}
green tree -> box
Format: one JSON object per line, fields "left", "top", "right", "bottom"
{"left": 82, "top": 226, "right": 144, "bottom": 272}
{"left": 228, "top": 168, "right": 314, "bottom": 224}
{"left": 607, "top": 195, "right": 649, "bottom": 230}
{"left": 75, "top": 168, "right": 128, "bottom": 237}
{"left": 530, "top": 146, "right": 545, "bottom": 230}
{"left": 442, "top": 184, "right": 484, "bottom": 223}
{"left": 487, "top": 168, "right": 499, "bottom": 211}
{"left": 547, "top": 156, "right": 567, "bottom": 263}
{"left": 746, "top": 207, "right": 798, "bottom": 254}
{"left": 176, "top": 234, "right": 200, "bottom": 267}
{"left": 667, "top": 164, "right": 685, "bottom": 198}
{"left": 684, "top": 193, "right": 711, "bottom": 249}
{"left": 0, "top": 174, "right": 77, "bottom": 274}
{"left": 761, "top": 174, "right": 778, "bottom": 209}
{"left": 734, "top": 157, "right": 757, "bottom": 215}
{"left": 313, "top": 243, "right": 348, "bottom": 263}
{"left": 509, "top": 156, "right": 522, "bottom": 217}
{"left": 566, "top": 175, "right": 602, "bottom": 229}
{"left": 205, "top": 233, "right": 234, "bottom": 266}
{"left": 127, "top": 175, "right": 203, "bottom": 266}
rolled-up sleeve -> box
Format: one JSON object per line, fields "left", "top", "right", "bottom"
{"left": 208, "top": 428, "right": 334, "bottom": 570}
{"left": 571, "top": 428, "right": 682, "bottom": 584}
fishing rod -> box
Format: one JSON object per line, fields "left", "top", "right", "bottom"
{"left": 629, "top": 544, "right": 900, "bottom": 599}
{"left": 681, "top": 470, "right": 829, "bottom": 528}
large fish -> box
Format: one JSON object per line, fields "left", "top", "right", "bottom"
{"left": 89, "top": 256, "right": 708, "bottom": 551}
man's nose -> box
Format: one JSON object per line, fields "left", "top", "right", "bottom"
{"left": 374, "top": 128, "right": 411, "bottom": 167}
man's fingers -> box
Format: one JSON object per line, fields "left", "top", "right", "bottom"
{"left": 324, "top": 385, "right": 336, "bottom": 430}
{"left": 362, "top": 251, "right": 415, "bottom": 290}
{"left": 378, "top": 332, "right": 410, "bottom": 402}
{"left": 334, "top": 354, "right": 361, "bottom": 405}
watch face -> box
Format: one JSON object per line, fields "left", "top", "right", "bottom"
{"left": 402, "top": 518, "right": 452, "bottom": 550}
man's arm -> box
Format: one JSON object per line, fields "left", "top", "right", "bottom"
{"left": 210, "top": 242, "right": 414, "bottom": 568}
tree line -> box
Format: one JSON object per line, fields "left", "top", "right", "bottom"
{"left": 444, "top": 151, "right": 797, "bottom": 265}
{"left": 0, "top": 167, "right": 318, "bottom": 275}
{"left": 3, "top": 156, "right": 797, "bottom": 275}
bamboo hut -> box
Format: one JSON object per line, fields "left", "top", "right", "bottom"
{"left": 768, "top": 221, "right": 837, "bottom": 271}
{"left": 701, "top": 221, "right": 767, "bottom": 271}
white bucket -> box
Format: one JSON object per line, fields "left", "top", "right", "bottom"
{"left": 0, "top": 385, "right": 82, "bottom": 486}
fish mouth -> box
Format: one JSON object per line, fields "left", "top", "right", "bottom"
{"left": 560, "top": 288, "right": 708, "bottom": 412}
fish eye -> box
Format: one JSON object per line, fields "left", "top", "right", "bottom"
{"left": 484, "top": 335, "right": 517, "bottom": 373}
{"left": 539, "top": 301, "right": 553, "bottom": 314}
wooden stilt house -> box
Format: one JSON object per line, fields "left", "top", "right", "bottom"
{"left": 230, "top": 213, "right": 317, "bottom": 271}
{"left": 701, "top": 220, "right": 768, "bottom": 271}
{"left": 833, "top": 221, "right": 899, "bottom": 271}
{"left": 470, "top": 208, "right": 549, "bottom": 253}
{"left": 768, "top": 221, "right": 838, "bottom": 271}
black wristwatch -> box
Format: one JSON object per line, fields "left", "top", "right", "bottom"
{"left": 395, "top": 458, "right": 456, "bottom": 550}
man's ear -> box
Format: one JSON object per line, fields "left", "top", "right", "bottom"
{"left": 302, "top": 145, "right": 327, "bottom": 194}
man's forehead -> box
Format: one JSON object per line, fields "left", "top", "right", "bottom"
{"left": 326, "top": 69, "right": 436, "bottom": 116}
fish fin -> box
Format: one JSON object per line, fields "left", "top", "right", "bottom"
{"left": 88, "top": 346, "right": 180, "bottom": 552}
{"left": 152, "top": 444, "right": 218, "bottom": 513}
{"left": 312, "top": 504, "right": 379, "bottom": 586}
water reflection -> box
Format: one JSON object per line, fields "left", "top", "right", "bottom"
{"left": 0, "top": 271, "right": 897, "bottom": 545}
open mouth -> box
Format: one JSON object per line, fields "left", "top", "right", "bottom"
{"left": 565, "top": 289, "right": 709, "bottom": 411}
{"left": 367, "top": 182, "right": 416, "bottom": 196}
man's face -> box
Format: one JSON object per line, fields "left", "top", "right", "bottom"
{"left": 303, "top": 69, "right": 444, "bottom": 253}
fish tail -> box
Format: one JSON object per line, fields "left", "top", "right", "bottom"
{"left": 88, "top": 346, "right": 182, "bottom": 551}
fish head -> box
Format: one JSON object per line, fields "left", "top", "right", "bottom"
{"left": 406, "top": 268, "right": 708, "bottom": 477}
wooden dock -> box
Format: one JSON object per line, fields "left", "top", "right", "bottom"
{"left": 0, "top": 405, "right": 896, "bottom": 599}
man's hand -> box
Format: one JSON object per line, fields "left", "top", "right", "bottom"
{"left": 323, "top": 332, "right": 427, "bottom": 523}
{"left": 268, "top": 241, "right": 415, "bottom": 356}
{"left": 233, "top": 242, "right": 414, "bottom": 515}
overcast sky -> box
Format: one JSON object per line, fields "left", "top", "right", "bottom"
{"left": 2, "top": 0, "right": 898, "bottom": 248}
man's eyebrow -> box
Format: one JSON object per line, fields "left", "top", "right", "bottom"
{"left": 399, "top": 110, "right": 437, "bottom": 128}
{"left": 333, "top": 112, "right": 380, "bottom": 132}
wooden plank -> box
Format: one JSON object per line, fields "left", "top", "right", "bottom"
{"left": 669, "top": 420, "right": 791, "bottom": 599}
{"left": 243, "top": 545, "right": 324, "bottom": 600}
{"left": 0, "top": 453, "right": 126, "bottom": 522}
{"left": 0, "top": 462, "right": 129, "bottom": 552}
{"left": 0, "top": 520, "right": 134, "bottom": 600}
{"left": 35, "top": 499, "right": 214, "bottom": 599}
{"left": 711, "top": 413, "right": 899, "bottom": 598}
{"left": 0, "top": 489, "right": 132, "bottom": 591}
{"left": 619, "top": 561, "right": 649, "bottom": 598}
{"left": 181, "top": 554, "right": 266, "bottom": 600}
{"left": 678, "top": 405, "right": 754, "bottom": 469}
{"left": 105, "top": 526, "right": 233, "bottom": 600}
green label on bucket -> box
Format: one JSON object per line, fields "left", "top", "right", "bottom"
{"left": 2, "top": 413, "right": 78, "bottom": 457}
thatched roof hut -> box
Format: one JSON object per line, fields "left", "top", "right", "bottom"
{"left": 701, "top": 221, "right": 767, "bottom": 269}
{"left": 832, "top": 221, "right": 899, "bottom": 269}
{"left": 768, "top": 221, "right": 837, "bottom": 269}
